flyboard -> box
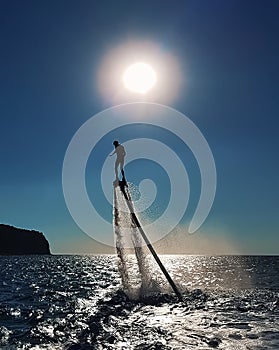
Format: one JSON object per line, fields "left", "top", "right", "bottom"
{"left": 113, "top": 175, "right": 183, "bottom": 301}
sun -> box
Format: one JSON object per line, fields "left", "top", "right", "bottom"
{"left": 123, "top": 62, "right": 157, "bottom": 94}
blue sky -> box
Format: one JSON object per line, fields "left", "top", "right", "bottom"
{"left": 0, "top": 0, "right": 278, "bottom": 254}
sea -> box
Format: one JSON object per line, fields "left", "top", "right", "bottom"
{"left": 0, "top": 255, "right": 279, "bottom": 350}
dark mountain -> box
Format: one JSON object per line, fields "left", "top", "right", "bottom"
{"left": 0, "top": 224, "right": 51, "bottom": 255}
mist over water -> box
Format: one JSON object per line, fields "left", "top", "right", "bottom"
{"left": 113, "top": 184, "right": 159, "bottom": 300}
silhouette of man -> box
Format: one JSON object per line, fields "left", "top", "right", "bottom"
{"left": 110, "top": 140, "right": 126, "bottom": 180}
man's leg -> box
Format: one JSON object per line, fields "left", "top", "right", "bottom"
{"left": 115, "top": 159, "right": 120, "bottom": 179}
{"left": 120, "top": 159, "right": 124, "bottom": 177}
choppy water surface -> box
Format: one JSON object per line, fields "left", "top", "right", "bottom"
{"left": 0, "top": 255, "right": 279, "bottom": 349}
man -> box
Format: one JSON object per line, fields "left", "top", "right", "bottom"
{"left": 110, "top": 140, "right": 126, "bottom": 180}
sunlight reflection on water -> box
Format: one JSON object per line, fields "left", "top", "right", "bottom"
{"left": 0, "top": 255, "right": 278, "bottom": 349}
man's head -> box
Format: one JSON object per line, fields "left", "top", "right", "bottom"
{"left": 113, "top": 140, "right": 119, "bottom": 147}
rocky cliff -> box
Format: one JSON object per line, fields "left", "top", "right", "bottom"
{"left": 0, "top": 224, "right": 51, "bottom": 255}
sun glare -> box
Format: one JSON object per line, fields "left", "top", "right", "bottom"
{"left": 123, "top": 62, "right": 157, "bottom": 94}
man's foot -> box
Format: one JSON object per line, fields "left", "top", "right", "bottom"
{"left": 113, "top": 179, "right": 119, "bottom": 187}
